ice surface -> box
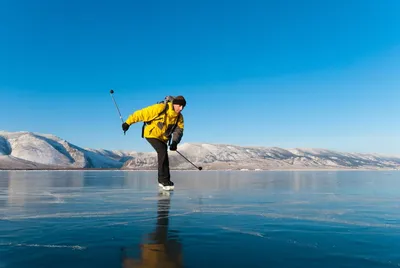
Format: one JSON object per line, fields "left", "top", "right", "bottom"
{"left": 1, "top": 170, "right": 400, "bottom": 267}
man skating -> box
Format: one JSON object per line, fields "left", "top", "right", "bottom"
{"left": 122, "top": 96, "right": 186, "bottom": 190}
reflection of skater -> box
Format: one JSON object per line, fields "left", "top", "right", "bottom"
{"left": 122, "top": 191, "right": 183, "bottom": 268}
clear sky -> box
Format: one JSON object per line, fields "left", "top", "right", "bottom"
{"left": 1, "top": 0, "right": 400, "bottom": 155}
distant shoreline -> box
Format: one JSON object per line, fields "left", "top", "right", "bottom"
{"left": 1, "top": 168, "right": 398, "bottom": 172}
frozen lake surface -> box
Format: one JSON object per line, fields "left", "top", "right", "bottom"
{"left": 1, "top": 170, "right": 400, "bottom": 267}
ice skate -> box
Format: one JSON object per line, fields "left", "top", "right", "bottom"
{"left": 158, "top": 180, "right": 174, "bottom": 191}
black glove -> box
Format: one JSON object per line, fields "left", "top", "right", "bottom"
{"left": 122, "top": 122, "right": 130, "bottom": 132}
{"left": 169, "top": 141, "right": 178, "bottom": 151}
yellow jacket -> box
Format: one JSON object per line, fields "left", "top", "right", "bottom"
{"left": 126, "top": 102, "right": 184, "bottom": 144}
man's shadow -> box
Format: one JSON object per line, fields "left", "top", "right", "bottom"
{"left": 122, "top": 191, "right": 183, "bottom": 268}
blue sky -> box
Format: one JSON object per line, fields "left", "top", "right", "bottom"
{"left": 1, "top": 0, "right": 400, "bottom": 154}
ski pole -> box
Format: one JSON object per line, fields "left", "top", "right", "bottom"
{"left": 175, "top": 150, "right": 203, "bottom": 170}
{"left": 109, "top": 89, "right": 126, "bottom": 135}
{"left": 110, "top": 89, "right": 124, "bottom": 123}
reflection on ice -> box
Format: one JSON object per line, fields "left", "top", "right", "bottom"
{"left": 3, "top": 171, "right": 85, "bottom": 206}
{"left": 122, "top": 191, "right": 183, "bottom": 268}
{"left": 0, "top": 242, "right": 86, "bottom": 250}
{"left": 220, "top": 226, "right": 264, "bottom": 238}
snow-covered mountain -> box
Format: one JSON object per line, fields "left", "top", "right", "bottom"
{"left": 122, "top": 143, "right": 400, "bottom": 170}
{"left": 0, "top": 131, "right": 133, "bottom": 169}
{"left": 1, "top": 131, "right": 400, "bottom": 170}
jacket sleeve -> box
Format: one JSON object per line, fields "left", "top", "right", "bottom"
{"left": 172, "top": 114, "right": 184, "bottom": 144}
{"left": 125, "top": 104, "right": 165, "bottom": 125}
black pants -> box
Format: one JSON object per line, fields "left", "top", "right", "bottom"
{"left": 146, "top": 138, "right": 170, "bottom": 183}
